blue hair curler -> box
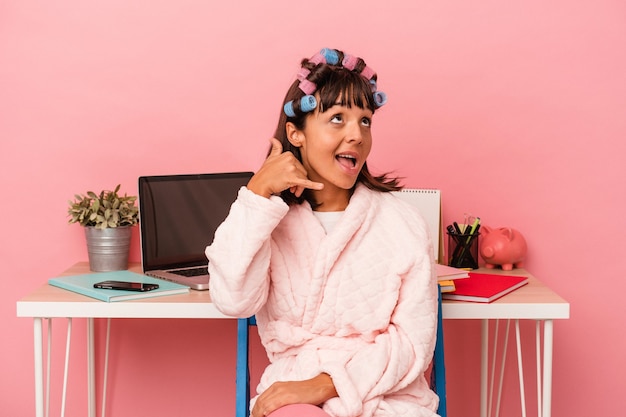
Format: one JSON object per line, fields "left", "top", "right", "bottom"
{"left": 320, "top": 48, "right": 339, "bottom": 65}
{"left": 284, "top": 101, "right": 296, "bottom": 117}
{"left": 284, "top": 95, "right": 318, "bottom": 117}
{"left": 300, "top": 95, "right": 317, "bottom": 112}
{"left": 373, "top": 91, "right": 387, "bottom": 107}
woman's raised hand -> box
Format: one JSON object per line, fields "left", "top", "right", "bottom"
{"left": 247, "top": 138, "right": 324, "bottom": 198}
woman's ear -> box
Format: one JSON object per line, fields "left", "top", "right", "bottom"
{"left": 286, "top": 122, "right": 304, "bottom": 148}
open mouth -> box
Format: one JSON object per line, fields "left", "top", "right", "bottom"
{"left": 336, "top": 153, "right": 357, "bottom": 168}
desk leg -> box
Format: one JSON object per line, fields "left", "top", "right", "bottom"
{"left": 514, "top": 320, "right": 527, "bottom": 417}
{"left": 480, "top": 319, "right": 488, "bottom": 417}
{"left": 542, "top": 320, "right": 554, "bottom": 417}
{"left": 87, "top": 318, "right": 96, "bottom": 417}
{"left": 34, "top": 318, "right": 44, "bottom": 417}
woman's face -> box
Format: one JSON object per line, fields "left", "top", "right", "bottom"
{"left": 291, "top": 100, "right": 373, "bottom": 194}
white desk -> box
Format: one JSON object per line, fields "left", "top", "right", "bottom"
{"left": 442, "top": 268, "right": 570, "bottom": 417}
{"left": 17, "top": 263, "right": 569, "bottom": 417}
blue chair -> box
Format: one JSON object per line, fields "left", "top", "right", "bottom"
{"left": 431, "top": 285, "right": 447, "bottom": 416}
{"left": 236, "top": 315, "right": 256, "bottom": 417}
{"left": 235, "top": 287, "right": 447, "bottom": 417}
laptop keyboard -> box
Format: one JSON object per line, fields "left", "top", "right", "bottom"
{"left": 170, "top": 267, "right": 208, "bottom": 277}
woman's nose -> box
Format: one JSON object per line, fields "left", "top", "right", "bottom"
{"left": 344, "top": 121, "right": 363, "bottom": 144}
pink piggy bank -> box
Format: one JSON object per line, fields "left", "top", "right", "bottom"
{"left": 479, "top": 226, "right": 527, "bottom": 271}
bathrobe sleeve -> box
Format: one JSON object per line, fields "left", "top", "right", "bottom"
{"left": 205, "top": 187, "right": 289, "bottom": 318}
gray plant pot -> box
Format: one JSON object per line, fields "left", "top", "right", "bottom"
{"left": 84, "top": 226, "right": 132, "bottom": 272}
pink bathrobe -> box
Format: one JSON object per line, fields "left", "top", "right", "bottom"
{"left": 206, "top": 184, "right": 439, "bottom": 417}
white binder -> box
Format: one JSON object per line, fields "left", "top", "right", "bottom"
{"left": 392, "top": 189, "right": 442, "bottom": 262}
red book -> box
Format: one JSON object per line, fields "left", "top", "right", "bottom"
{"left": 442, "top": 272, "right": 529, "bottom": 303}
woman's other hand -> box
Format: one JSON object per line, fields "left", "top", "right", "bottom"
{"left": 251, "top": 373, "right": 337, "bottom": 417}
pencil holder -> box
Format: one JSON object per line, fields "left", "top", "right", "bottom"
{"left": 447, "top": 231, "right": 480, "bottom": 269}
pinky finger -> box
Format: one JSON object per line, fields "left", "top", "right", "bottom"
{"left": 292, "top": 185, "right": 306, "bottom": 197}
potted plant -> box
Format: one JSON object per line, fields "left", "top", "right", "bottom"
{"left": 68, "top": 184, "right": 139, "bottom": 272}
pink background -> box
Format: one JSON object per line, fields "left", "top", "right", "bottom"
{"left": 2, "top": 1, "right": 625, "bottom": 416}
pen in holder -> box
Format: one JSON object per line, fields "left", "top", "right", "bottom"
{"left": 447, "top": 230, "right": 480, "bottom": 269}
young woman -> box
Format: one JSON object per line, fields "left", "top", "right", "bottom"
{"left": 206, "top": 48, "right": 439, "bottom": 417}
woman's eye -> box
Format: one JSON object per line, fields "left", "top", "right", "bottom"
{"left": 330, "top": 114, "right": 343, "bottom": 124}
{"left": 361, "top": 117, "right": 372, "bottom": 127}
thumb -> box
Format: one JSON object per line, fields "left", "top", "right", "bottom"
{"left": 268, "top": 138, "right": 283, "bottom": 156}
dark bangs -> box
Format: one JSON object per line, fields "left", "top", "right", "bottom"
{"left": 316, "top": 68, "right": 377, "bottom": 113}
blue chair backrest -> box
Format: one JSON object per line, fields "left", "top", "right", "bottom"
{"left": 432, "top": 285, "right": 447, "bottom": 416}
{"left": 235, "top": 287, "right": 447, "bottom": 417}
{"left": 236, "top": 316, "right": 256, "bottom": 417}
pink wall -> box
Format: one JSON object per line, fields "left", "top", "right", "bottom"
{"left": 2, "top": 1, "right": 625, "bottom": 415}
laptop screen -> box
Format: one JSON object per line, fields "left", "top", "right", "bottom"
{"left": 138, "top": 172, "right": 253, "bottom": 271}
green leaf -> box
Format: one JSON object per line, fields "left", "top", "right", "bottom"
{"left": 68, "top": 184, "right": 138, "bottom": 228}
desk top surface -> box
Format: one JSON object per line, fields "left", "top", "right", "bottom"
{"left": 17, "top": 263, "right": 569, "bottom": 320}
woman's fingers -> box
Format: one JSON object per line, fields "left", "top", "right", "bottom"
{"left": 248, "top": 139, "right": 323, "bottom": 198}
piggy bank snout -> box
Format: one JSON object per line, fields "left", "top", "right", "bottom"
{"left": 481, "top": 246, "right": 495, "bottom": 258}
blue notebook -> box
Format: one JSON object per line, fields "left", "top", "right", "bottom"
{"left": 49, "top": 270, "right": 190, "bottom": 302}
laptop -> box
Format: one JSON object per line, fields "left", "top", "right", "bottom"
{"left": 138, "top": 172, "right": 253, "bottom": 290}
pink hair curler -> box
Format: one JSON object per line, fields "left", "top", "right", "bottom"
{"left": 309, "top": 52, "right": 325, "bottom": 66}
{"left": 297, "top": 67, "right": 311, "bottom": 81}
{"left": 298, "top": 79, "right": 317, "bottom": 95}
{"left": 342, "top": 54, "right": 358, "bottom": 70}
{"left": 360, "top": 66, "right": 375, "bottom": 80}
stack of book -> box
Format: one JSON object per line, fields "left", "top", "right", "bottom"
{"left": 435, "top": 264, "right": 470, "bottom": 293}
{"left": 436, "top": 264, "right": 528, "bottom": 302}
{"left": 442, "top": 272, "right": 528, "bottom": 303}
